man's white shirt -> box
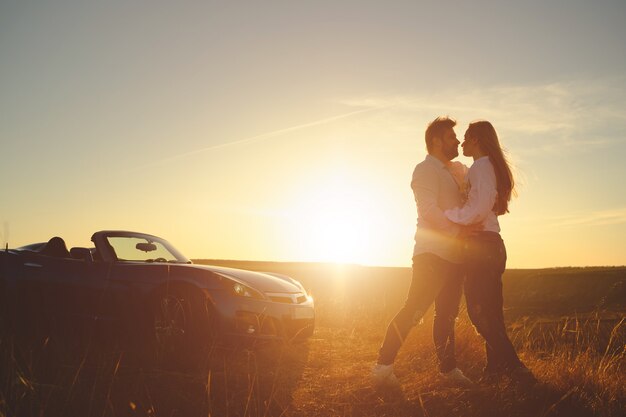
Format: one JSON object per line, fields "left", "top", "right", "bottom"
{"left": 411, "top": 155, "right": 465, "bottom": 264}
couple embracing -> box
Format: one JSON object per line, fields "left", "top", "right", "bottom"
{"left": 372, "top": 116, "right": 536, "bottom": 388}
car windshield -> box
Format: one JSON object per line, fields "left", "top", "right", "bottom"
{"left": 106, "top": 236, "right": 190, "bottom": 263}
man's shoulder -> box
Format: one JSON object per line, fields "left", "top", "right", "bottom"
{"left": 412, "top": 158, "right": 439, "bottom": 181}
{"left": 411, "top": 159, "right": 440, "bottom": 186}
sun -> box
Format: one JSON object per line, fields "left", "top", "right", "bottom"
{"left": 304, "top": 191, "right": 369, "bottom": 264}
{"left": 287, "top": 169, "right": 384, "bottom": 265}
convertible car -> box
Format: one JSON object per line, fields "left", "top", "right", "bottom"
{"left": 0, "top": 230, "right": 314, "bottom": 364}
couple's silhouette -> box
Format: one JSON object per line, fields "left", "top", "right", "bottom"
{"left": 373, "top": 116, "right": 536, "bottom": 388}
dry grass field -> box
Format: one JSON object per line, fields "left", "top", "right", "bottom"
{"left": 1, "top": 262, "right": 624, "bottom": 417}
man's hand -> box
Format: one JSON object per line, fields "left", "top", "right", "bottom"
{"left": 458, "top": 223, "right": 483, "bottom": 238}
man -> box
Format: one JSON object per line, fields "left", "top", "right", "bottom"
{"left": 372, "top": 116, "right": 473, "bottom": 387}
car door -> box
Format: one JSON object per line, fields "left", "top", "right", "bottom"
{"left": 16, "top": 254, "right": 108, "bottom": 340}
{"left": 98, "top": 262, "right": 170, "bottom": 341}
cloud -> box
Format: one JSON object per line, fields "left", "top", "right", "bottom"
{"left": 338, "top": 76, "right": 626, "bottom": 154}
{"left": 135, "top": 75, "right": 626, "bottom": 171}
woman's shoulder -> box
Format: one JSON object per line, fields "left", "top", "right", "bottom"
{"left": 469, "top": 157, "right": 496, "bottom": 180}
{"left": 470, "top": 156, "right": 494, "bottom": 169}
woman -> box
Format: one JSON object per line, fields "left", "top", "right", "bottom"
{"left": 444, "top": 120, "right": 536, "bottom": 384}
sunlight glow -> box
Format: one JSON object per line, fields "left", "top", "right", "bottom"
{"left": 288, "top": 168, "right": 387, "bottom": 265}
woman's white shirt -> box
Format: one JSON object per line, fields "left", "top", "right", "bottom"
{"left": 445, "top": 156, "right": 500, "bottom": 233}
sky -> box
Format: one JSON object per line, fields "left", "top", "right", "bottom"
{"left": 1, "top": 0, "right": 625, "bottom": 268}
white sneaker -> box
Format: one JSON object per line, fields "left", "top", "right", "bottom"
{"left": 440, "top": 368, "right": 475, "bottom": 387}
{"left": 371, "top": 363, "right": 400, "bottom": 387}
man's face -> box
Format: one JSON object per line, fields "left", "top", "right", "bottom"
{"left": 440, "top": 127, "right": 460, "bottom": 160}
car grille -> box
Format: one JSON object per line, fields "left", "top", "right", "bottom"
{"left": 266, "top": 292, "right": 308, "bottom": 304}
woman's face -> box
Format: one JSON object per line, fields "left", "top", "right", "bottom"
{"left": 461, "top": 132, "right": 479, "bottom": 158}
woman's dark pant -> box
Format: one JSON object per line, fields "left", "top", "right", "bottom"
{"left": 377, "top": 253, "right": 463, "bottom": 373}
{"left": 464, "top": 233, "right": 524, "bottom": 374}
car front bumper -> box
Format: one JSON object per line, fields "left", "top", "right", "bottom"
{"left": 208, "top": 291, "right": 315, "bottom": 342}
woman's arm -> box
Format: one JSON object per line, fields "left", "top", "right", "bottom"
{"left": 444, "top": 159, "right": 497, "bottom": 226}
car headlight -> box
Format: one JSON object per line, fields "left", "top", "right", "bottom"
{"left": 231, "top": 282, "right": 263, "bottom": 299}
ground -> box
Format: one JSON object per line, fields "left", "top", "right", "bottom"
{"left": 1, "top": 263, "right": 624, "bottom": 417}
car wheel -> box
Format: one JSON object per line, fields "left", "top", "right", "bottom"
{"left": 152, "top": 287, "right": 216, "bottom": 370}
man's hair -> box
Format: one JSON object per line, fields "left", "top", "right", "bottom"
{"left": 425, "top": 116, "right": 456, "bottom": 154}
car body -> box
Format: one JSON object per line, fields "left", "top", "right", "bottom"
{"left": 0, "top": 231, "right": 314, "bottom": 359}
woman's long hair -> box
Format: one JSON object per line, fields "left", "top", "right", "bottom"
{"left": 466, "top": 121, "right": 515, "bottom": 215}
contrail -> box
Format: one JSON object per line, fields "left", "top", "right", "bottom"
{"left": 135, "top": 103, "right": 394, "bottom": 170}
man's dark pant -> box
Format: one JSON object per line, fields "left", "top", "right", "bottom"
{"left": 464, "top": 232, "right": 524, "bottom": 374}
{"left": 377, "top": 253, "right": 463, "bottom": 373}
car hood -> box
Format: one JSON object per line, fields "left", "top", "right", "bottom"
{"left": 191, "top": 264, "right": 303, "bottom": 293}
